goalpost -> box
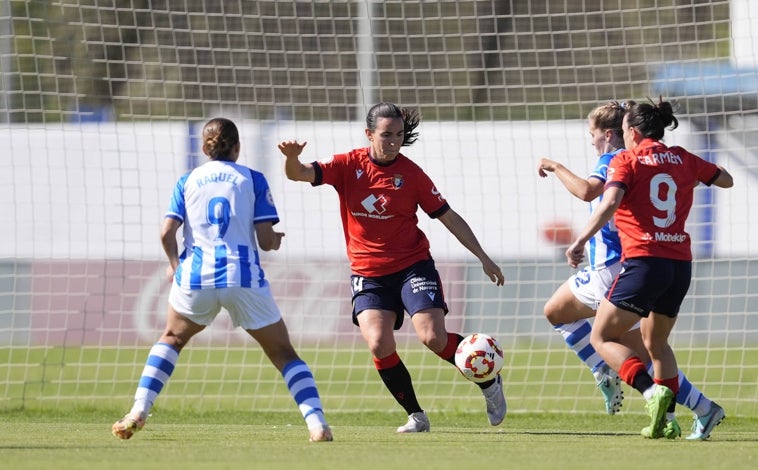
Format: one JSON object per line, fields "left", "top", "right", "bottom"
{"left": 1, "top": 1, "right": 756, "bottom": 418}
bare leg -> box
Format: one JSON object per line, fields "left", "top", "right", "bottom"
{"left": 590, "top": 299, "right": 643, "bottom": 373}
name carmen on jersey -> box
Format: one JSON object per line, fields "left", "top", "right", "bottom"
{"left": 636, "top": 151, "right": 683, "bottom": 166}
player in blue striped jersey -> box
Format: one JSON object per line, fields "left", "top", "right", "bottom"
{"left": 112, "top": 117, "right": 332, "bottom": 442}
{"left": 166, "top": 156, "right": 277, "bottom": 290}
{"left": 538, "top": 101, "right": 722, "bottom": 439}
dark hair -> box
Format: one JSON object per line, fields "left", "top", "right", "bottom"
{"left": 625, "top": 97, "right": 678, "bottom": 140}
{"left": 202, "top": 117, "right": 239, "bottom": 160}
{"left": 588, "top": 100, "right": 635, "bottom": 138}
{"left": 365, "top": 102, "right": 420, "bottom": 146}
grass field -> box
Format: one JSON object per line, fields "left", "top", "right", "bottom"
{"left": 1, "top": 409, "right": 757, "bottom": 470}
{"left": 2, "top": 345, "right": 756, "bottom": 469}
{"left": 3, "top": 345, "right": 756, "bottom": 415}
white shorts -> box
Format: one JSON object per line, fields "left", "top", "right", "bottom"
{"left": 568, "top": 261, "right": 623, "bottom": 310}
{"left": 168, "top": 282, "right": 282, "bottom": 330}
{"left": 568, "top": 261, "right": 640, "bottom": 330}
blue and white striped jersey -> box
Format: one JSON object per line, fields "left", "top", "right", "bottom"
{"left": 586, "top": 149, "right": 623, "bottom": 269}
{"left": 165, "top": 160, "right": 279, "bottom": 289}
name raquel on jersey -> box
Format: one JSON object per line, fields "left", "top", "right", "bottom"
{"left": 194, "top": 171, "right": 240, "bottom": 188}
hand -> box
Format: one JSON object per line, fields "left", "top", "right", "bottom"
{"left": 537, "top": 157, "right": 559, "bottom": 178}
{"left": 165, "top": 264, "right": 176, "bottom": 282}
{"left": 482, "top": 258, "right": 505, "bottom": 286}
{"left": 565, "top": 239, "right": 585, "bottom": 268}
{"left": 270, "top": 231, "right": 285, "bottom": 251}
{"left": 278, "top": 140, "right": 307, "bottom": 159}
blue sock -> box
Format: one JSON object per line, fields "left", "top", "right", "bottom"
{"left": 282, "top": 359, "right": 327, "bottom": 429}
{"left": 130, "top": 342, "right": 179, "bottom": 416}
{"left": 646, "top": 363, "right": 711, "bottom": 415}
{"left": 554, "top": 320, "right": 605, "bottom": 376}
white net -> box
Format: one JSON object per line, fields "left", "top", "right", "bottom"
{"left": 1, "top": 1, "right": 756, "bottom": 417}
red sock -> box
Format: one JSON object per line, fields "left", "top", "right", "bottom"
{"left": 435, "top": 333, "right": 460, "bottom": 362}
{"left": 373, "top": 351, "right": 401, "bottom": 369}
{"left": 372, "top": 351, "right": 422, "bottom": 414}
{"left": 618, "top": 356, "right": 647, "bottom": 386}
{"left": 654, "top": 376, "right": 680, "bottom": 396}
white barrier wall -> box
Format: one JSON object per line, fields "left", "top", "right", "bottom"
{"left": 1, "top": 119, "right": 751, "bottom": 260}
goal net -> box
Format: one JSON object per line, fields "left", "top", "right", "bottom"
{"left": 2, "top": 1, "right": 756, "bottom": 418}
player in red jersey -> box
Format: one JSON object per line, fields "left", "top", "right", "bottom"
{"left": 566, "top": 98, "right": 733, "bottom": 440}
{"left": 278, "top": 102, "right": 505, "bottom": 433}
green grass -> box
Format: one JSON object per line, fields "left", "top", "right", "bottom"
{"left": 3, "top": 345, "right": 757, "bottom": 416}
{"left": 2, "top": 345, "right": 756, "bottom": 468}
{"left": 1, "top": 409, "right": 756, "bottom": 470}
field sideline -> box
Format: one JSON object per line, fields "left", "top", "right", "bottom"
{"left": 1, "top": 410, "right": 756, "bottom": 470}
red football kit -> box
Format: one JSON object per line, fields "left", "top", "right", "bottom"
{"left": 313, "top": 147, "right": 449, "bottom": 277}
{"left": 605, "top": 138, "right": 722, "bottom": 261}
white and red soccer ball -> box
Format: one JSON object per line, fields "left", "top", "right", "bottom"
{"left": 455, "top": 333, "right": 504, "bottom": 383}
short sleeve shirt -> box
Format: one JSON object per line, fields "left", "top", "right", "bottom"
{"left": 606, "top": 139, "right": 721, "bottom": 261}
{"left": 313, "top": 147, "right": 449, "bottom": 276}
{"left": 166, "top": 160, "right": 279, "bottom": 289}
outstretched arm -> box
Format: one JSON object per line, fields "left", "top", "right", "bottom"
{"left": 437, "top": 209, "right": 504, "bottom": 286}
{"left": 277, "top": 140, "right": 316, "bottom": 183}
{"left": 537, "top": 157, "right": 604, "bottom": 202}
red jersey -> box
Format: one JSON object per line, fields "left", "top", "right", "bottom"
{"left": 606, "top": 138, "right": 721, "bottom": 261}
{"left": 313, "top": 147, "right": 449, "bottom": 276}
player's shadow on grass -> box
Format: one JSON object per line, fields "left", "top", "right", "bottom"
{"left": 437, "top": 429, "right": 758, "bottom": 441}
{"left": 438, "top": 429, "right": 635, "bottom": 436}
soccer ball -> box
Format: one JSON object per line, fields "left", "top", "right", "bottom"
{"left": 454, "top": 333, "right": 504, "bottom": 383}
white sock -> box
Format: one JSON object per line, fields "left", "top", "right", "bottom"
{"left": 642, "top": 384, "right": 657, "bottom": 401}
